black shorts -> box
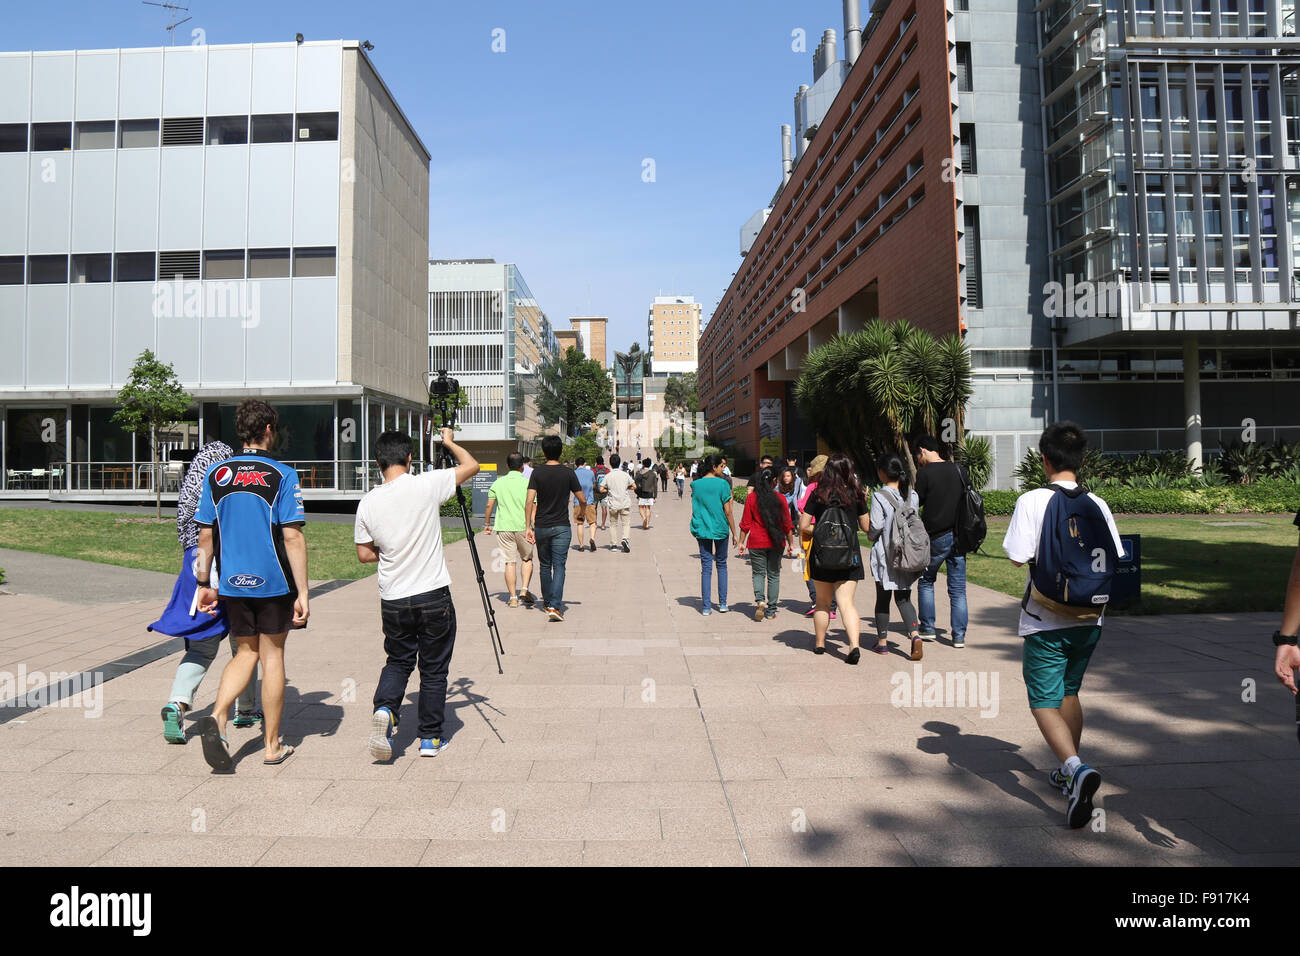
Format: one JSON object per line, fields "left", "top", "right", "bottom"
{"left": 225, "top": 594, "right": 297, "bottom": 637}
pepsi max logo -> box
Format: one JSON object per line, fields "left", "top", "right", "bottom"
{"left": 231, "top": 470, "right": 271, "bottom": 488}
{"left": 213, "top": 466, "right": 234, "bottom": 486}
{"left": 227, "top": 574, "right": 265, "bottom": 589}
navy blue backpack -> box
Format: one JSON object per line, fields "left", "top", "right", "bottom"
{"left": 1024, "top": 484, "right": 1118, "bottom": 620}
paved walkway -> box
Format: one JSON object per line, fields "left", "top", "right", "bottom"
{"left": 0, "top": 491, "right": 1296, "bottom": 866}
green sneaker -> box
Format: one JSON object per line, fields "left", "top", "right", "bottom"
{"left": 232, "top": 709, "right": 263, "bottom": 729}
{"left": 161, "top": 703, "right": 186, "bottom": 744}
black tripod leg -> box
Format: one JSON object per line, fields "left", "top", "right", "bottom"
{"left": 454, "top": 483, "right": 505, "bottom": 673}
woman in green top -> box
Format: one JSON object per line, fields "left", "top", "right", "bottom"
{"left": 690, "top": 454, "right": 738, "bottom": 615}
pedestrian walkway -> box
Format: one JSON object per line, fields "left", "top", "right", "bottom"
{"left": 0, "top": 491, "right": 1295, "bottom": 866}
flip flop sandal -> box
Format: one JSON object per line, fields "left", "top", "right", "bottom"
{"left": 197, "top": 716, "right": 233, "bottom": 772}
{"left": 264, "top": 744, "right": 295, "bottom": 766}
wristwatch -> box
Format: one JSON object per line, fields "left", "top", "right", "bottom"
{"left": 196, "top": 578, "right": 211, "bottom": 587}
{"left": 1273, "top": 630, "right": 1298, "bottom": 646}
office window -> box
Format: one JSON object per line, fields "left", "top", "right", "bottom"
{"left": 0, "top": 124, "right": 28, "bottom": 152}
{"left": 293, "top": 247, "right": 336, "bottom": 277}
{"left": 72, "top": 253, "right": 112, "bottom": 283}
{"left": 161, "top": 117, "right": 204, "bottom": 146}
{"left": 115, "top": 252, "right": 157, "bottom": 282}
{"left": 296, "top": 112, "right": 338, "bottom": 142}
{"left": 955, "top": 43, "right": 972, "bottom": 93}
{"left": 0, "top": 256, "right": 23, "bottom": 284}
{"left": 964, "top": 206, "right": 983, "bottom": 309}
{"left": 119, "top": 119, "right": 160, "bottom": 148}
{"left": 206, "top": 115, "right": 248, "bottom": 146}
{"left": 203, "top": 249, "right": 245, "bottom": 279}
{"left": 74, "top": 121, "right": 116, "bottom": 150}
{"left": 251, "top": 113, "right": 293, "bottom": 143}
{"left": 29, "top": 255, "right": 68, "bottom": 284}
{"left": 959, "top": 123, "right": 977, "bottom": 174}
{"left": 248, "top": 248, "right": 291, "bottom": 278}
{"left": 31, "top": 123, "right": 72, "bottom": 151}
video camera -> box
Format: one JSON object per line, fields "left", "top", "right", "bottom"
{"left": 428, "top": 369, "right": 461, "bottom": 430}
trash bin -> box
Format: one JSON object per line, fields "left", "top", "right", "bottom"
{"left": 1110, "top": 533, "right": 1141, "bottom": 608}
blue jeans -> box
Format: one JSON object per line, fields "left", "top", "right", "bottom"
{"left": 374, "top": 586, "right": 456, "bottom": 739}
{"left": 698, "top": 537, "right": 728, "bottom": 609}
{"left": 534, "top": 525, "right": 573, "bottom": 609}
{"left": 918, "top": 531, "right": 968, "bottom": 641}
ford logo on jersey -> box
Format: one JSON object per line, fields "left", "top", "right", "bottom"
{"left": 213, "top": 466, "right": 234, "bottom": 486}
{"left": 227, "top": 574, "right": 265, "bottom": 589}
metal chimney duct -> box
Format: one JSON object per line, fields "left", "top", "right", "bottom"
{"left": 812, "top": 38, "right": 825, "bottom": 81}
{"left": 820, "top": 29, "right": 838, "bottom": 76}
{"left": 781, "top": 124, "right": 793, "bottom": 186}
{"left": 843, "top": 0, "right": 862, "bottom": 65}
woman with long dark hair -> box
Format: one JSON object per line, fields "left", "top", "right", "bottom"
{"left": 776, "top": 466, "right": 800, "bottom": 557}
{"left": 740, "top": 466, "right": 793, "bottom": 620}
{"left": 689, "top": 453, "right": 738, "bottom": 614}
{"left": 798, "top": 453, "right": 871, "bottom": 663}
{"left": 867, "top": 453, "right": 922, "bottom": 658}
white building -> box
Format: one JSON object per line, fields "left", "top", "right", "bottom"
{"left": 646, "top": 294, "right": 702, "bottom": 376}
{"left": 0, "top": 40, "right": 431, "bottom": 498}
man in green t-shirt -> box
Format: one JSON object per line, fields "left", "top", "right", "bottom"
{"left": 483, "top": 452, "right": 535, "bottom": 607}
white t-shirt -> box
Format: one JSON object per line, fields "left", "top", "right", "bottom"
{"left": 354, "top": 469, "right": 458, "bottom": 601}
{"left": 600, "top": 468, "right": 635, "bottom": 511}
{"left": 1002, "top": 481, "right": 1124, "bottom": 637}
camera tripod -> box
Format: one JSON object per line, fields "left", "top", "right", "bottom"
{"left": 430, "top": 370, "right": 504, "bottom": 674}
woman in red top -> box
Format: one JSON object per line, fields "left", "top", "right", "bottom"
{"left": 740, "top": 466, "right": 794, "bottom": 621}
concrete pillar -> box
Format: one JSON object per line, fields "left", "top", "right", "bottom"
{"left": 1183, "top": 334, "right": 1203, "bottom": 470}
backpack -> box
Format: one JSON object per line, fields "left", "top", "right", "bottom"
{"left": 882, "top": 488, "right": 930, "bottom": 574}
{"left": 954, "top": 462, "right": 988, "bottom": 556}
{"left": 636, "top": 469, "right": 658, "bottom": 497}
{"left": 810, "top": 494, "right": 862, "bottom": 573}
{"left": 593, "top": 466, "right": 609, "bottom": 500}
{"left": 1024, "top": 484, "right": 1118, "bottom": 620}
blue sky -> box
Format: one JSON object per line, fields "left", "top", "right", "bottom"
{"left": 8, "top": 0, "right": 852, "bottom": 355}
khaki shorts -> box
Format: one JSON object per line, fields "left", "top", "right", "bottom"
{"left": 573, "top": 504, "right": 595, "bottom": 524}
{"left": 496, "top": 530, "right": 533, "bottom": 563}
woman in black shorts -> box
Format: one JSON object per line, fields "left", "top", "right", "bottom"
{"left": 798, "top": 453, "right": 872, "bottom": 664}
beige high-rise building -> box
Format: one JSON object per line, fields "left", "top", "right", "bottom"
{"left": 647, "top": 296, "right": 701, "bottom": 375}
{"left": 569, "top": 316, "right": 608, "bottom": 369}
{"left": 555, "top": 328, "right": 583, "bottom": 357}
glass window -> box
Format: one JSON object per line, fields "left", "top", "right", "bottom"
{"left": 73, "top": 120, "right": 115, "bottom": 150}
{"left": 293, "top": 247, "right": 336, "bottom": 277}
{"left": 0, "top": 256, "right": 23, "bottom": 284}
{"left": 115, "top": 252, "right": 157, "bottom": 282}
{"left": 90, "top": 406, "right": 132, "bottom": 463}
{"left": 251, "top": 113, "right": 293, "bottom": 143}
{"left": 119, "top": 119, "right": 159, "bottom": 148}
{"left": 203, "top": 249, "right": 245, "bottom": 279}
{"left": 28, "top": 255, "right": 68, "bottom": 284}
{"left": 206, "top": 115, "right": 248, "bottom": 146}
{"left": 31, "top": 122, "right": 71, "bottom": 151}
{"left": 296, "top": 112, "right": 338, "bottom": 142}
{"left": 71, "top": 253, "right": 112, "bottom": 283}
{"left": 6, "top": 408, "right": 68, "bottom": 472}
{"left": 0, "top": 123, "right": 26, "bottom": 152}
{"left": 248, "top": 248, "right": 291, "bottom": 279}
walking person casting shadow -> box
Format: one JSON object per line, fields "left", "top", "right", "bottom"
{"left": 799, "top": 453, "right": 871, "bottom": 664}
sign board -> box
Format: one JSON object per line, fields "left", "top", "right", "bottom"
{"left": 470, "top": 463, "right": 498, "bottom": 517}
{"left": 1110, "top": 534, "right": 1141, "bottom": 607}
{"left": 758, "top": 398, "right": 783, "bottom": 461}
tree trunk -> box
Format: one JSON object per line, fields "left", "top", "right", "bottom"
{"left": 152, "top": 423, "right": 160, "bottom": 520}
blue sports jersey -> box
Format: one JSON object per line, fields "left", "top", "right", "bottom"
{"left": 195, "top": 452, "right": 305, "bottom": 599}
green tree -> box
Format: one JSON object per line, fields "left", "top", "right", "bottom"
{"left": 113, "top": 349, "right": 194, "bottom": 518}
{"left": 795, "top": 318, "right": 972, "bottom": 481}
{"left": 663, "top": 372, "right": 699, "bottom": 415}
{"left": 538, "top": 347, "right": 615, "bottom": 435}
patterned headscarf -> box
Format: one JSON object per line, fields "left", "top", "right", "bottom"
{"left": 176, "top": 441, "right": 234, "bottom": 550}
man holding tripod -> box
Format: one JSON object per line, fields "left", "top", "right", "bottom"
{"left": 356, "top": 428, "right": 478, "bottom": 761}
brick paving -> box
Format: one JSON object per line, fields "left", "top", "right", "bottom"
{"left": 0, "top": 493, "right": 1295, "bottom": 866}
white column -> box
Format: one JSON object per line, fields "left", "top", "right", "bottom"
{"left": 1183, "top": 334, "right": 1202, "bottom": 470}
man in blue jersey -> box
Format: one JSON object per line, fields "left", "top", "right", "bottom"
{"left": 193, "top": 399, "right": 308, "bottom": 771}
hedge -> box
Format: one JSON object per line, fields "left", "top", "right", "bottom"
{"left": 731, "top": 486, "right": 750, "bottom": 503}
{"left": 980, "top": 485, "right": 1300, "bottom": 516}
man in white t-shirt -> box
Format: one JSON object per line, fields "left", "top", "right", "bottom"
{"left": 599, "top": 453, "right": 636, "bottom": 553}
{"left": 355, "top": 428, "right": 478, "bottom": 761}
{"left": 1002, "top": 421, "right": 1122, "bottom": 829}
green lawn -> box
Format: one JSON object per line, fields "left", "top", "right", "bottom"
{"left": 0, "top": 509, "right": 467, "bottom": 581}
{"left": 861, "top": 514, "right": 1297, "bottom": 616}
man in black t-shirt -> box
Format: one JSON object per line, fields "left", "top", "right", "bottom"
{"left": 526, "top": 435, "right": 585, "bottom": 622}
{"left": 1273, "top": 509, "right": 1300, "bottom": 694}
{"left": 913, "top": 435, "right": 968, "bottom": 647}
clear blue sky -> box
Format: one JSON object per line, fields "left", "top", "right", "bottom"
{"left": 8, "top": 0, "right": 852, "bottom": 355}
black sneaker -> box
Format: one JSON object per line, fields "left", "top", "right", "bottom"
{"left": 589, "top": 540, "right": 597, "bottom": 552}
{"left": 621, "top": 540, "right": 630, "bottom": 553}
{"left": 1066, "top": 764, "right": 1101, "bottom": 829}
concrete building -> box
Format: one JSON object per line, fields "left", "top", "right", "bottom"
{"left": 555, "top": 328, "right": 584, "bottom": 358}
{"left": 698, "top": 0, "right": 1300, "bottom": 486}
{"left": 0, "top": 40, "right": 431, "bottom": 498}
{"left": 428, "top": 259, "right": 561, "bottom": 470}
{"left": 569, "top": 315, "right": 609, "bottom": 368}
{"left": 647, "top": 295, "right": 702, "bottom": 375}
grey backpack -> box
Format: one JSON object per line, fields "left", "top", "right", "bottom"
{"left": 884, "top": 488, "right": 930, "bottom": 574}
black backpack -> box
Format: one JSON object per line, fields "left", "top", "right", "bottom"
{"left": 954, "top": 462, "right": 987, "bottom": 556}
{"left": 636, "top": 469, "right": 657, "bottom": 497}
{"left": 811, "top": 494, "right": 862, "bottom": 572}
